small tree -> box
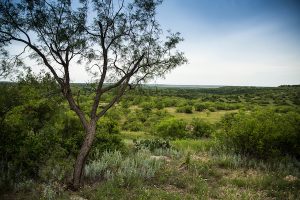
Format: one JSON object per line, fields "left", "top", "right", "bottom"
{"left": 0, "top": 0, "right": 186, "bottom": 189}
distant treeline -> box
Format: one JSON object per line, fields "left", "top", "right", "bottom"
{"left": 279, "top": 85, "right": 300, "bottom": 87}
{"left": 1, "top": 81, "right": 299, "bottom": 98}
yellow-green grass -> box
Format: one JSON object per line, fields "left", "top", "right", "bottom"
{"left": 128, "top": 105, "right": 141, "bottom": 111}
{"left": 172, "top": 138, "right": 217, "bottom": 153}
{"left": 8, "top": 137, "right": 299, "bottom": 200}
{"left": 79, "top": 142, "right": 300, "bottom": 200}
{"left": 164, "top": 107, "right": 238, "bottom": 123}
{"left": 121, "top": 131, "right": 156, "bottom": 146}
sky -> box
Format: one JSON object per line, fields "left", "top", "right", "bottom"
{"left": 153, "top": 0, "right": 300, "bottom": 86}
{"left": 3, "top": 0, "right": 300, "bottom": 86}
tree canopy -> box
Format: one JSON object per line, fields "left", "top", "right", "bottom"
{"left": 0, "top": 0, "right": 186, "bottom": 189}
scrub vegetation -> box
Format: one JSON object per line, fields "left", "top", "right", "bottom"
{"left": 0, "top": 0, "right": 299, "bottom": 199}
{"left": 1, "top": 74, "right": 299, "bottom": 199}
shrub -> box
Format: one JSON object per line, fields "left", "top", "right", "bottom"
{"left": 214, "top": 102, "right": 240, "bottom": 110}
{"left": 85, "top": 151, "right": 123, "bottom": 181}
{"left": 92, "top": 133, "right": 125, "bottom": 156}
{"left": 207, "top": 107, "right": 217, "bottom": 112}
{"left": 85, "top": 150, "right": 164, "bottom": 187}
{"left": 154, "top": 100, "right": 165, "bottom": 110}
{"left": 273, "top": 106, "right": 295, "bottom": 113}
{"left": 144, "top": 110, "right": 170, "bottom": 133}
{"left": 176, "top": 105, "right": 193, "bottom": 113}
{"left": 161, "top": 98, "right": 178, "bottom": 107}
{"left": 190, "top": 118, "right": 213, "bottom": 138}
{"left": 134, "top": 139, "right": 171, "bottom": 151}
{"left": 0, "top": 104, "right": 69, "bottom": 183}
{"left": 216, "top": 110, "right": 300, "bottom": 159}
{"left": 123, "top": 120, "right": 144, "bottom": 131}
{"left": 97, "top": 117, "right": 120, "bottom": 135}
{"left": 41, "top": 184, "right": 58, "bottom": 200}
{"left": 156, "top": 118, "right": 188, "bottom": 138}
{"left": 122, "top": 110, "right": 148, "bottom": 131}
{"left": 58, "top": 111, "right": 84, "bottom": 156}
{"left": 152, "top": 148, "right": 183, "bottom": 159}
{"left": 38, "top": 147, "right": 74, "bottom": 184}
{"left": 140, "top": 102, "right": 154, "bottom": 112}
{"left": 92, "top": 117, "right": 125, "bottom": 156}
{"left": 117, "top": 150, "right": 163, "bottom": 186}
{"left": 14, "top": 179, "right": 35, "bottom": 193}
{"left": 194, "top": 103, "right": 207, "bottom": 112}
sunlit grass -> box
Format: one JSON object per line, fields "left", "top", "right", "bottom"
{"left": 172, "top": 138, "right": 217, "bottom": 153}
{"left": 164, "top": 107, "right": 238, "bottom": 123}
{"left": 120, "top": 131, "right": 156, "bottom": 147}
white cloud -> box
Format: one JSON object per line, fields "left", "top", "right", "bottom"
{"left": 154, "top": 17, "right": 300, "bottom": 86}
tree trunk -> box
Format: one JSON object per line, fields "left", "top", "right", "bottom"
{"left": 71, "top": 122, "right": 96, "bottom": 190}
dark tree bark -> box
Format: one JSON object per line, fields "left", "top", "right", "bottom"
{"left": 72, "top": 122, "right": 96, "bottom": 189}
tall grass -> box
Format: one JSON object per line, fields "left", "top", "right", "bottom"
{"left": 172, "top": 138, "right": 217, "bottom": 152}
{"left": 85, "top": 150, "right": 164, "bottom": 187}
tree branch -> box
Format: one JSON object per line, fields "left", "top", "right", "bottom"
{"left": 96, "top": 76, "right": 129, "bottom": 120}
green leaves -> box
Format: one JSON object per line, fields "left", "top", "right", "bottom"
{"left": 156, "top": 118, "right": 188, "bottom": 139}
{"left": 217, "top": 110, "right": 300, "bottom": 159}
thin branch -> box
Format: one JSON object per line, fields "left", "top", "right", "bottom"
{"left": 96, "top": 76, "right": 129, "bottom": 120}
{"left": 100, "top": 53, "right": 145, "bottom": 93}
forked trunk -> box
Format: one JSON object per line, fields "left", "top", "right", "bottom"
{"left": 71, "top": 123, "right": 96, "bottom": 190}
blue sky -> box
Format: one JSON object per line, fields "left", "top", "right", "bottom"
{"left": 3, "top": 0, "right": 300, "bottom": 86}
{"left": 153, "top": 0, "right": 300, "bottom": 86}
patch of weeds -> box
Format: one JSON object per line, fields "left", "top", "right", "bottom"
{"left": 134, "top": 139, "right": 171, "bottom": 152}
{"left": 189, "top": 160, "right": 220, "bottom": 179}
{"left": 137, "top": 186, "right": 191, "bottom": 200}
{"left": 228, "top": 174, "right": 300, "bottom": 199}
{"left": 189, "top": 178, "right": 209, "bottom": 198}
{"left": 152, "top": 148, "right": 183, "bottom": 159}
{"left": 151, "top": 154, "right": 210, "bottom": 199}
{"left": 85, "top": 150, "right": 123, "bottom": 181}
{"left": 172, "top": 139, "right": 217, "bottom": 153}
{"left": 80, "top": 180, "right": 130, "bottom": 200}
{"left": 218, "top": 186, "right": 269, "bottom": 200}
{"left": 14, "top": 179, "right": 35, "bottom": 193}
{"left": 81, "top": 179, "right": 194, "bottom": 200}
{"left": 212, "top": 153, "right": 243, "bottom": 169}
{"left": 42, "top": 184, "right": 57, "bottom": 200}
{"left": 85, "top": 150, "right": 164, "bottom": 187}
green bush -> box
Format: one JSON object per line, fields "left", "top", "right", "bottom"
{"left": 154, "top": 100, "right": 165, "bottom": 110}
{"left": 156, "top": 118, "right": 188, "bottom": 138}
{"left": 190, "top": 118, "right": 213, "bottom": 138}
{"left": 134, "top": 139, "right": 171, "bottom": 151}
{"left": 92, "top": 133, "right": 125, "bottom": 156}
{"left": 161, "top": 98, "right": 178, "bottom": 107}
{"left": 97, "top": 117, "right": 120, "bottom": 135}
{"left": 207, "top": 107, "right": 217, "bottom": 112}
{"left": 122, "top": 110, "right": 147, "bottom": 131}
{"left": 123, "top": 120, "right": 144, "bottom": 131}
{"left": 216, "top": 110, "right": 300, "bottom": 159}
{"left": 0, "top": 74, "right": 127, "bottom": 189}
{"left": 194, "top": 103, "right": 207, "bottom": 112}
{"left": 38, "top": 147, "right": 74, "bottom": 184}
{"left": 92, "top": 117, "right": 125, "bottom": 156}
{"left": 0, "top": 100, "right": 65, "bottom": 180}
{"left": 144, "top": 110, "right": 170, "bottom": 133}
{"left": 58, "top": 110, "right": 84, "bottom": 156}
{"left": 85, "top": 150, "right": 164, "bottom": 187}
{"left": 176, "top": 105, "right": 193, "bottom": 113}
{"left": 140, "top": 102, "right": 154, "bottom": 112}
{"left": 214, "top": 102, "right": 240, "bottom": 110}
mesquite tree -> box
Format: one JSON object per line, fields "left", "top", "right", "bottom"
{"left": 0, "top": 0, "right": 186, "bottom": 189}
